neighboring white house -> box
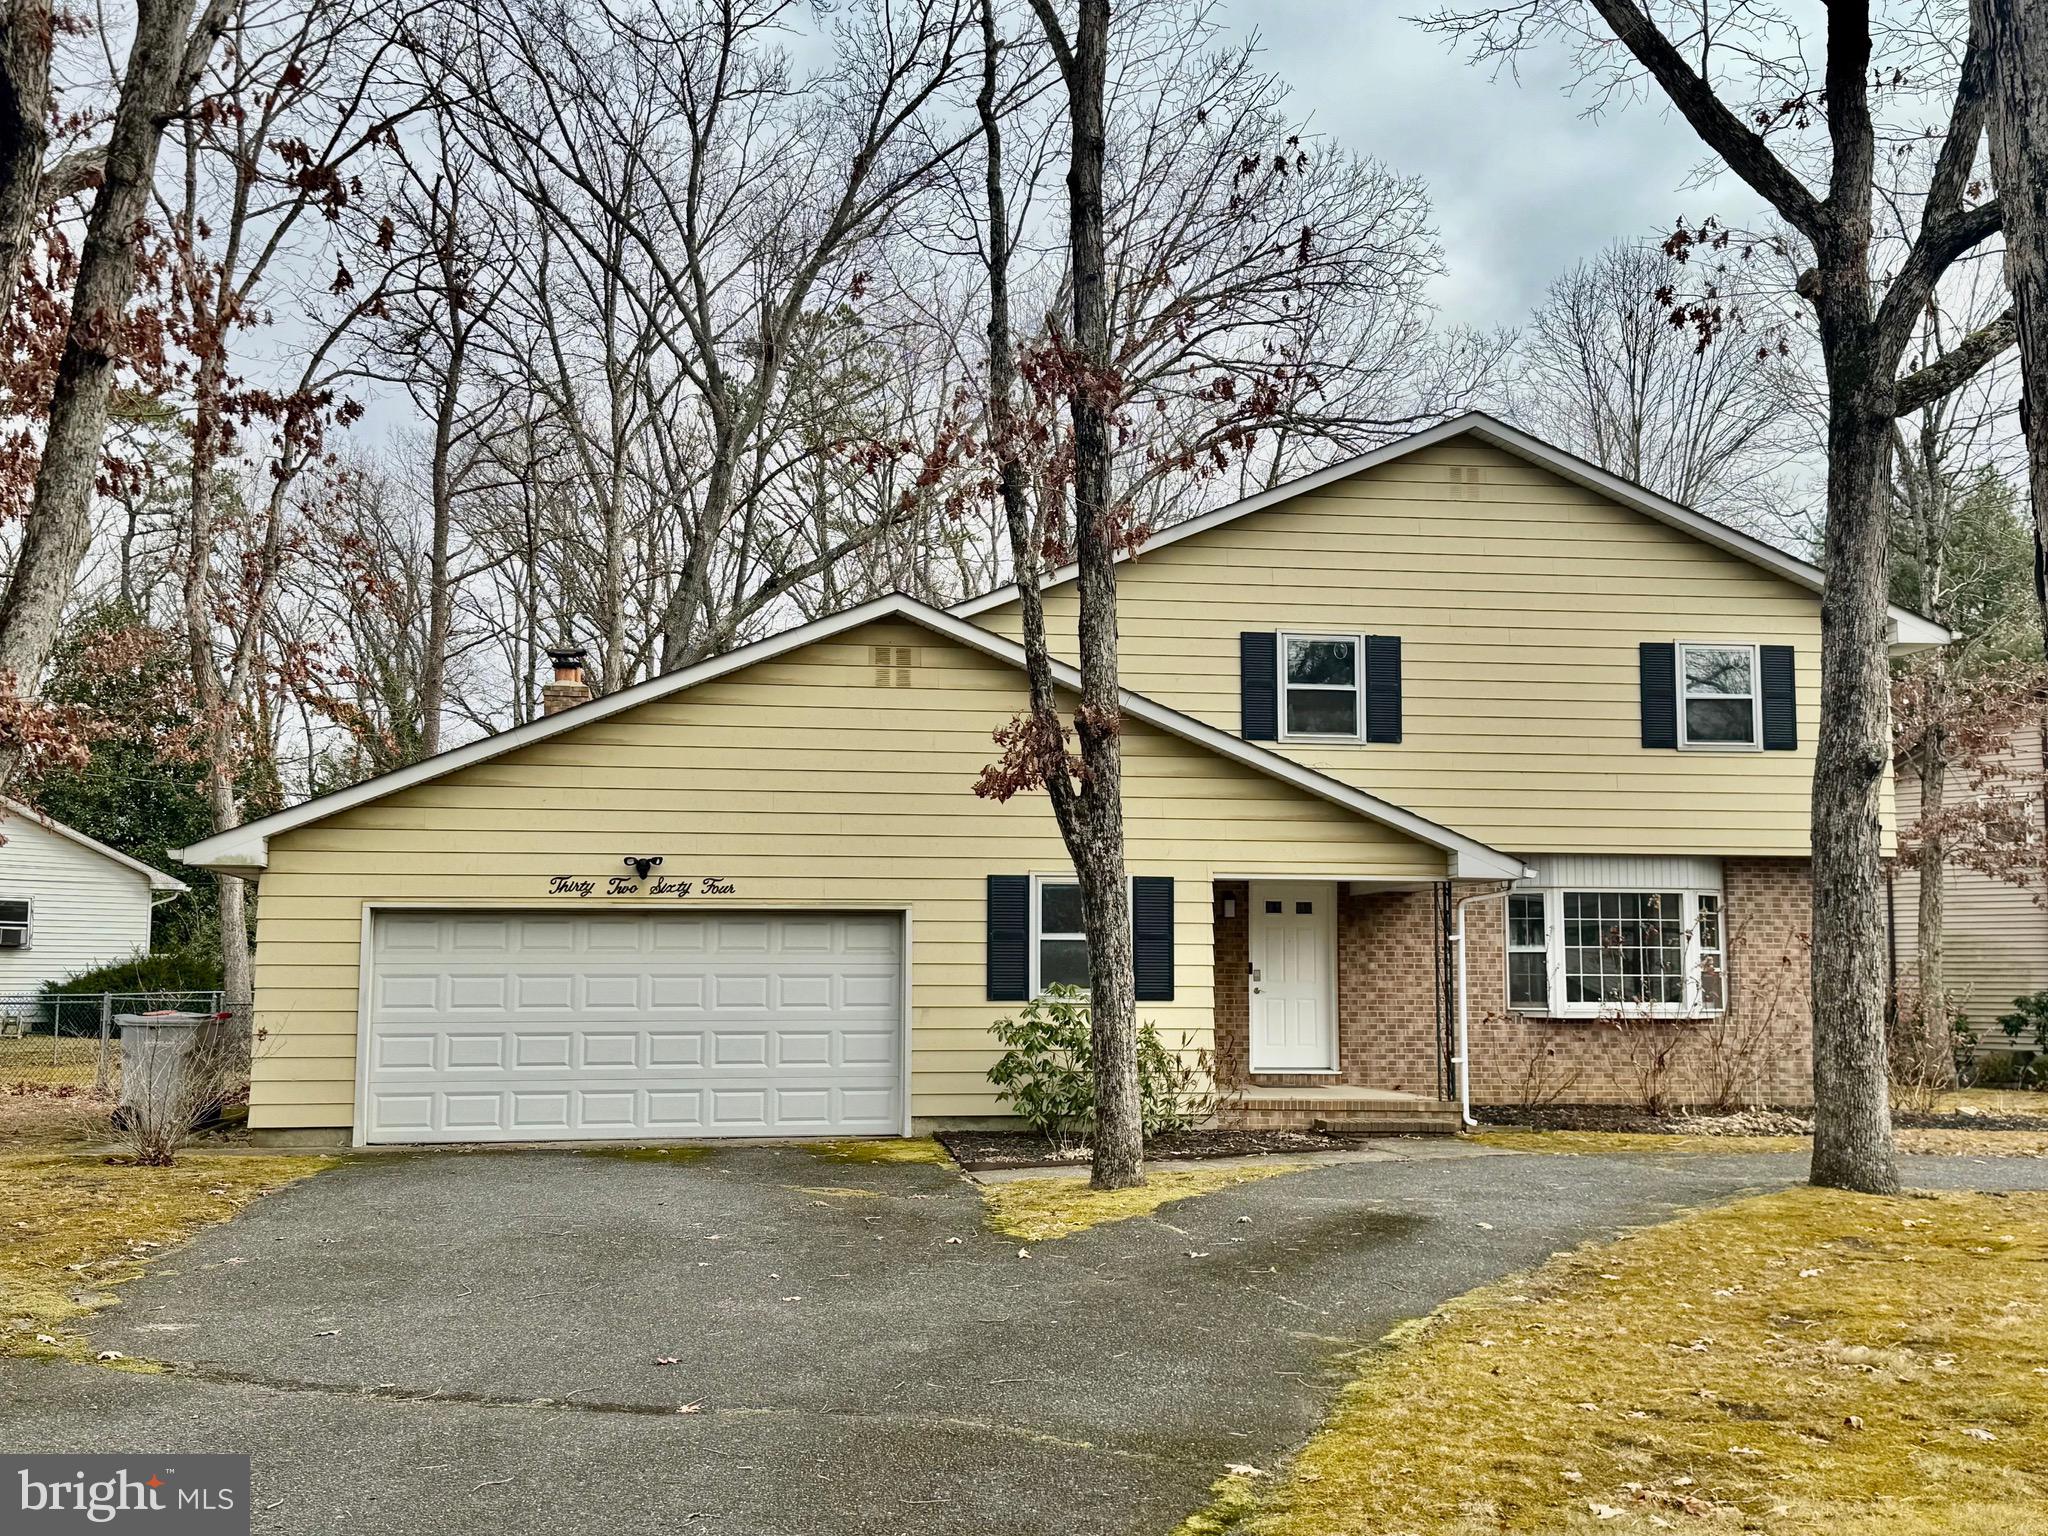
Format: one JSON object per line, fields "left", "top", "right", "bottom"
{"left": 0, "top": 799, "right": 188, "bottom": 997}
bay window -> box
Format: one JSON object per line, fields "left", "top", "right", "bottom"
{"left": 1505, "top": 885, "right": 1725, "bottom": 1017}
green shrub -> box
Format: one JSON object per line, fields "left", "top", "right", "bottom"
{"left": 1996, "top": 991, "right": 2048, "bottom": 1053}
{"left": 986, "top": 985, "right": 1208, "bottom": 1153}
{"left": 42, "top": 948, "right": 224, "bottom": 999}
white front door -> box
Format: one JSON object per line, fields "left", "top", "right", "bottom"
{"left": 1249, "top": 882, "right": 1336, "bottom": 1072}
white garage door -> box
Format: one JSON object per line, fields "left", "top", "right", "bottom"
{"left": 363, "top": 910, "right": 903, "bottom": 1143}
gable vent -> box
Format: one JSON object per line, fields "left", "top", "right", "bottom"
{"left": 871, "top": 644, "right": 915, "bottom": 687}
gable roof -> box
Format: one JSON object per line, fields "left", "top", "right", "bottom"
{"left": 173, "top": 594, "right": 1526, "bottom": 882}
{"left": 950, "top": 410, "right": 1952, "bottom": 651}
{"left": 2, "top": 798, "right": 189, "bottom": 892}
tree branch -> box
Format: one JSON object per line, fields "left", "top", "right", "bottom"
{"left": 1586, "top": 0, "right": 1826, "bottom": 241}
{"left": 37, "top": 145, "right": 105, "bottom": 206}
{"left": 1893, "top": 307, "right": 2017, "bottom": 416}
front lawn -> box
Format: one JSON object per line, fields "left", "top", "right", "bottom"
{"left": 1471, "top": 1128, "right": 2048, "bottom": 1158}
{"left": 1179, "top": 1188, "right": 2048, "bottom": 1534}
{"left": 0, "top": 1152, "right": 329, "bottom": 1364}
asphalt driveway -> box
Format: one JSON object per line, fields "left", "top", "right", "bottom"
{"left": 7, "top": 1142, "right": 2046, "bottom": 1535}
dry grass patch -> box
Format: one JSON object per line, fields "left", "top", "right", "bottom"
{"left": 981, "top": 1162, "right": 1303, "bottom": 1243}
{"left": 0, "top": 1152, "right": 329, "bottom": 1365}
{"left": 1470, "top": 1130, "right": 1812, "bottom": 1156}
{"left": 1177, "top": 1188, "right": 2048, "bottom": 1536}
{"left": 1472, "top": 1129, "right": 2048, "bottom": 1160}
{"left": 1897, "top": 1128, "right": 2048, "bottom": 1158}
{"left": 1932, "top": 1089, "right": 2048, "bottom": 1118}
{"left": 803, "top": 1137, "right": 953, "bottom": 1166}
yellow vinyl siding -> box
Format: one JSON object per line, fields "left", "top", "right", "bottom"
{"left": 247, "top": 618, "right": 1447, "bottom": 1129}
{"left": 977, "top": 437, "right": 1844, "bottom": 856}
{"left": 1891, "top": 731, "right": 2048, "bottom": 1026}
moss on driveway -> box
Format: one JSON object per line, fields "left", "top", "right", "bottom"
{"left": 0, "top": 1152, "right": 329, "bottom": 1365}
{"left": 1178, "top": 1187, "right": 2048, "bottom": 1535}
{"left": 981, "top": 1162, "right": 1305, "bottom": 1242}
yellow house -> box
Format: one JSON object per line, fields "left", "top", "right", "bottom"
{"left": 178, "top": 414, "right": 1946, "bottom": 1145}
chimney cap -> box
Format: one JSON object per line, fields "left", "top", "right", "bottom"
{"left": 547, "top": 641, "right": 587, "bottom": 670}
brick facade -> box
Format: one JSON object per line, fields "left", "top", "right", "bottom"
{"left": 1210, "top": 859, "right": 1814, "bottom": 1111}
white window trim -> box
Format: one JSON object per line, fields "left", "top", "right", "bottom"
{"left": 1676, "top": 640, "right": 1763, "bottom": 753}
{"left": 1507, "top": 885, "right": 1726, "bottom": 1020}
{"left": 0, "top": 897, "right": 30, "bottom": 950}
{"left": 1276, "top": 630, "right": 1365, "bottom": 743}
{"left": 1505, "top": 891, "right": 1548, "bottom": 1011}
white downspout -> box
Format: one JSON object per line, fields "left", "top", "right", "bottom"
{"left": 1449, "top": 880, "right": 1524, "bottom": 1128}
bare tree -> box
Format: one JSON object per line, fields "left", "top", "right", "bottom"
{"left": 1889, "top": 291, "right": 2023, "bottom": 1086}
{"left": 0, "top": 0, "right": 237, "bottom": 717}
{"left": 1514, "top": 241, "right": 1796, "bottom": 521}
{"left": 975, "top": 0, "right": 1143, "bottom": 1189}
{"left": 1425, "top": 0, "right": 2017, "bottom": 1194}
{"left": 439, "top": 0, "right": 980, "bottom": 672}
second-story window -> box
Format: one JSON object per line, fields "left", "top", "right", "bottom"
{"left": 1678, "top": 643, "right": 1760, "bottom": 749}
{"left": 1281, "top": 633, "right": 1361, "bottom": 739}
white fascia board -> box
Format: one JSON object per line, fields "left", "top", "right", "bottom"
{"left": 3, "top": 797, "right": 190, "bottom": 890}
{"left": 949, "top": 411, "right": 1953, "bottom": 652}
{"left": 174, "top": 593, "right": 1522, "bottom": 883}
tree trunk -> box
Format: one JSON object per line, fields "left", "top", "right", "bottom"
{"left": 659, "top": 444, "right": 735, "bottom": 672}
{"left": 1810, "top": 389, "right": 1901, "bottom": 1194}
{"left": 420, "top": 318, "right": 464, "bottom": 757}
{"left": 1054, "top": 0, "right": 1141, "bottom": 1192}
{"left": 0, "top": 0, "right": 54, "bottom": 324}
{"left": 1974, "top": 0, "right": 2048, "bottom": 856}
{"left": 0, "top": 0, "right": 230, "bottom": 693}
{"left": 1914, "top": 726, "right": 1955, "bottom": 1085}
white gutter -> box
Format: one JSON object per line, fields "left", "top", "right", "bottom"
{"left": 1449, "top": 882, "right": 1522, "bottom": 1127}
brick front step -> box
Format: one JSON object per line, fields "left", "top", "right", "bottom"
{"left": 1220, "top": 1087, "right": 1463, "bottom": 1135}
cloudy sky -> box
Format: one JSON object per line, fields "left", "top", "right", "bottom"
{"left": 1221, "top": 3, "right": 1767, "bottom": 331}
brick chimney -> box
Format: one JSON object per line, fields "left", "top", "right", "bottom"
{"left": 541, "top": 642, "right": 592, "bottom": 716}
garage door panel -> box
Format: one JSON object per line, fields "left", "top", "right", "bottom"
{"left": 649, "top": 975, "right": 706, "bottom": 1010}
{"left": 445, "top": 1035, "right": 504, "bottom": 1069}
{"left": 648, "top": 1032, "right": 704, "bottom": 1066}
{"left": 374, "top": 1034, "right": 436, "bottom": 1070}
{"left": 364, "top": 911, "right": 902, "bottom": 1143}
{"left": 578, "top": 1033, "right": 638, "bottom": 1068}
{"left": 378, "top": 974, "right": 440, "bottom": 1012}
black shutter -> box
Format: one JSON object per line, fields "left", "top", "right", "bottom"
{"left": 1364, "top": 634, "right": 1403, "bottom": 744}
{"left": 1133, "top": 876, "right": 1175, "bottom": 1002}
{"left": 1639, "top": 642, "right": 1678, "bottom": 749}
{"left": 1760, "top": 645, "right": 1797, "bottom": 750}
{"left": 1240, "top": 632, "right": 1278, "bottom": 740}
{"left": 986, "top": 875, "right": 1029, "bottom": 1001}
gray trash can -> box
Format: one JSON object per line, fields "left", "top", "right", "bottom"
{"left": 116, "top": 1012, "right": 217, "bottom": 1125}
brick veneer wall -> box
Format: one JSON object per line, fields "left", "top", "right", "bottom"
{"left": 1207, "top": 859, "right": 1814, "bottom": 1109}
{"left": 1460, "top": 858, "right": 1814, "bottom": 1108}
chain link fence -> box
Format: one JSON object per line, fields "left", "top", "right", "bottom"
{"left": 0, "top": 992, "right": 232, "bottom": 1099}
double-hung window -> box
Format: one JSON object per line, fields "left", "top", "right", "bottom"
{"left": 0, "top": 899, "right": 28, "bottom": 949}
{"left": 1678, "top": 642, "right": 1760, "bottom": 749}
{"left": 1031, "top": 876, "right": 1090, "bottom": 994}
{"left": 1506, "top": 885, "right": 1725, "bottom": 1018}
{"left": 1280, "top": 633, "right": 1361, "bottom": 740}
{"left": 1506, "top": 893, "right": 1549, "bottom": 1009}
